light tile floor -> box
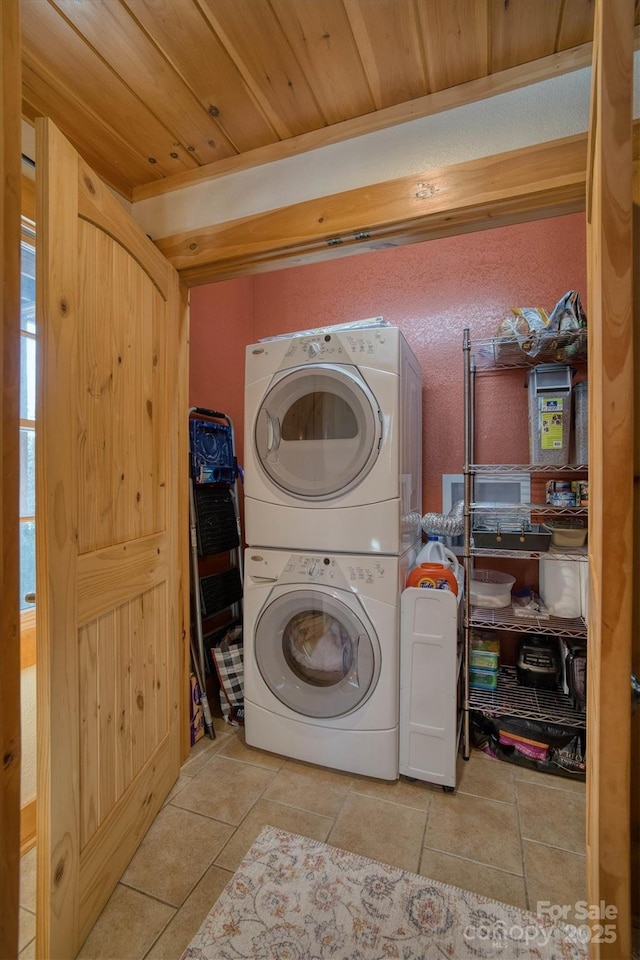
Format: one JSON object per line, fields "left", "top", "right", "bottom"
{"left": 19, "top": 719, "right": 587, "bottom": 959}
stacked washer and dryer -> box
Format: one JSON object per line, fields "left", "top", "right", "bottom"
{"left": 242, "top": 321, "right": 422, "bottom": 780}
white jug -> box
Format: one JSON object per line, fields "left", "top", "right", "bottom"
{"left": 414, "top": 538, "right": 460, "bottom": 581}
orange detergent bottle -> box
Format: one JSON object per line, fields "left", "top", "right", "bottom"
{"left": 406, "top": 562, "right": 458, "bottom": 594}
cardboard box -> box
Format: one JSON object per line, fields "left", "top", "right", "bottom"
{"left": 190, "top": 672, "right": 205, "bottom": 745}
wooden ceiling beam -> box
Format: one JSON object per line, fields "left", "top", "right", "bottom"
{"left": 154, "top": 131, "right": 591, "bottom": 286}
{"left": 134, "top": 35, "right": 604, "bottom": 202}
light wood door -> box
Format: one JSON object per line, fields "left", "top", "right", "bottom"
{"left": 585, "top": 1, "right": 635, "bottom": 956}
{"left": 35, "top": 118, "right": 187, "bottom": 959}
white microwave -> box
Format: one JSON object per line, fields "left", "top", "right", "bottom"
{"left": 441, "top": 473, "right": 531, "bottom": 549}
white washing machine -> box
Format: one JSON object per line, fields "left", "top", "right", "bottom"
{"left": 243, "top": 545, "right": 416, "bottom": 780}
{"left": 244, "top": 324, "right": 422, "bottom": 554}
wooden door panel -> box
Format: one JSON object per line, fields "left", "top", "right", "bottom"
{"left": 76, "top": 532, "right": 167, "bottom": 623}
{"left": 78, "top": 582, "right": 170, "bottom": 850}
{"left": 76, "top": 158, "right": 172, "bottom": 298}
{"left": 77, "top": 221, "right": 167, "bottom": 552}
{"left": 36, "top": 118, "right": 184, "bottom": 959}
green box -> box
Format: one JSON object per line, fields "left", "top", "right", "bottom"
{"left": 469, "top": 667, "right": 498, "bottom": 690}
{"left": 470, "top": 635, "right": 500, "bottom": 671}
{"left": 470, "top": 649, "right": 499, "bottom": 670}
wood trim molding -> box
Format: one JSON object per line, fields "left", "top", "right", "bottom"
{"left": 156, "top": 120, "right": 640, "bottom": 287}
{"left": 156, "top": 132, "right": 589, "bottom": 286}
{"left": 20, "top": 799, "right": 36, "bottom": 857}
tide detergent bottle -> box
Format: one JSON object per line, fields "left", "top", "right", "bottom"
{"left": 406, "top": 562, "right": 458, "bottom": 594}
{"left": 409, "top": 536, "right": 462, "bottom": 593}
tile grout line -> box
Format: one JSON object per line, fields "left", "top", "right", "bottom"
{"left": 518, "top": 836, "right": 586, "bottom": 857}
{"left": 416, "top": 788, "right": 432, "bottom": 876}
{"left": 513, "top": 781, "right": 530, "bottom": 911}
{"left": 420, "top": 843, "right": 531, "bottom": 880}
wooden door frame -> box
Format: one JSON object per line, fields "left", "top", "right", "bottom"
{"left": 1, "top": 1, "right": 22, "bottom": 958}
{"left": 585, "top": 1, "right": 634, "bottom": 955}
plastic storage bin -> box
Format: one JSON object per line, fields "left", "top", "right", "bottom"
{"left": 528, "top": 364, "right": 572, "bottom": 465}
{"left": 469, "top": 570, "right": 515, "bottom": 609}
{"left": 542, "top": 518, "right": 587, "bottom": 547}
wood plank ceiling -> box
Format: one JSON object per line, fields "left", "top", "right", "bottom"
{"left": 20, "top": 0, "right": 636, "bottom": 203}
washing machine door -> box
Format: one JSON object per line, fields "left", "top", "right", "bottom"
{"left": 254, "top": 364, "right": 382, "bottom": 499}
{"left": 254, "top": 587, "right": 380, "bottom": 718}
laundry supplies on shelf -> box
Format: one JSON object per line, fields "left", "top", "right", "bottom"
{"left": 461, "top": 327, "right": 588, "bottom": 775}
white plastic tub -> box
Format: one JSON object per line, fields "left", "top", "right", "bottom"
{"left": 469, "top": 570, "right": 516, "bottom": 609}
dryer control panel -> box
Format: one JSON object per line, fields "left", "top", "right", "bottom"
{"left": 282, "top": 331, "right": 387, "bottom": 363}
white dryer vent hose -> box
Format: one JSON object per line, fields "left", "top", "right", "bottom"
{"left": 421, "top": 500, "right": 464, "bottom": 537}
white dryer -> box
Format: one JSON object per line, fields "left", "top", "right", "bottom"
{"left": 244, "top": 324, "right": 422, "bottom": 554}
{"left": 243, "top": 545, "right": 416, "bottom": 780}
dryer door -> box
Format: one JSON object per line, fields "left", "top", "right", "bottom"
{"left": 254, "top": 364, "right": 382, "bottom": 499}
{"left": 254, "top": 587, "right": 380, "bottom": 718}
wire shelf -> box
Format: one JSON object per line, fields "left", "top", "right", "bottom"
{"left": 470, "top": 502, "right": 588, "bottom": 516}
{"left": 469, "top": 331, "right": 587, "bottom": 370}
{"left": 471, "top": 463, "right": 588, "bottom": 475}
{"left": 467, "top": 605, "right": 587, "bottom": 638}
{"left": 468, "top": 666, "right": 586, "bottom": 728}
{"left": 470, "top": 547, "right": 587, "bottom": 561}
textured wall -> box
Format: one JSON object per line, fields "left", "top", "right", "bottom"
{"left": 189, "top": 213, "right": 587, "bottom": 519}
{"left": 190, "top": 274, "right": 254, "bottom": 461}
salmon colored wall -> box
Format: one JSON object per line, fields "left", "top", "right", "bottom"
{"left": 189, "top": 213, "right": 587, "bottom": 518}
{"left": 190, "top": 274, "right": 253, "bottom": 451}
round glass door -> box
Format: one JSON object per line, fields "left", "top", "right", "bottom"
{"left": 255, "top": 588, "right": 379, "bottom": 718}
{"left": 254, "top": 364, "right": 381, "bottom": 499}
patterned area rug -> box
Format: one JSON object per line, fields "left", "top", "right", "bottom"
{"left": 182, "top": 826, "right": 589, "bottom": 959}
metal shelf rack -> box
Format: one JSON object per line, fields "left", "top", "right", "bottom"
{"left": 468, "top": 605, "right": 587, "bottom": 639}
{"left": 469, "top": 330, "right": 587, "bottom": 371}
{"left": 468, "top": 666, "right": 586, "bottom": 728}
{"left": 472, "top": 463, "right": 587, "bottom": 474}
{"left": 462, "top": 328, "right": 588, "bottom": 758}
